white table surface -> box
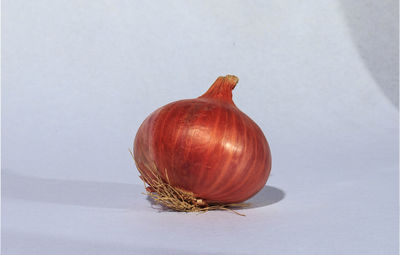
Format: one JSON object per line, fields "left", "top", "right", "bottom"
{"left": 2, "top": 0, "right": 398, "bottom": 254}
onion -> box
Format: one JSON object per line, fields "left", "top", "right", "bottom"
{"left": 133, "top": 75, "right": 271, "bottom": 209}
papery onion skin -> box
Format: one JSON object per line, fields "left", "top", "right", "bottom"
{"left": 134, "top": 75, "right": 271, "bottom": 204}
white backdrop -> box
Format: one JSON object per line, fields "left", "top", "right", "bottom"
{"left": 2, "top": 0, "right": 398, "bottom": 254}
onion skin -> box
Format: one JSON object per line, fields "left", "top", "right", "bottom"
{"left": 134, "top": 75, "right": 271, "bottom": 204}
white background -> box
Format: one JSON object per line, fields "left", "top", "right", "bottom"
{"left": 2, "top": 0, "right": 399, "bottom": 254}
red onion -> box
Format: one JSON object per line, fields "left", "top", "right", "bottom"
{"left": 134, "top": 75, "right": 271, "bottom": 205}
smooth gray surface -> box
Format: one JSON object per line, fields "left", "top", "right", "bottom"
{"left": 340, "top": 0, "right": 399, "bottom": 107}
{"left": 2, "top": 0, "right": 399, "bottom": 254}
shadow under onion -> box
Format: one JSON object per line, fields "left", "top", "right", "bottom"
{"left": 146, "top": 185, "right": 285, "bottom": 212}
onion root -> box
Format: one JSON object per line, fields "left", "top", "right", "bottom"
{"left": 129, "top": 149, "right": 249, "bottom": 216}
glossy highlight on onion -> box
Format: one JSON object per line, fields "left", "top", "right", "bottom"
{"left": 133, "top": 75, "right": 271, "bottom": 210}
